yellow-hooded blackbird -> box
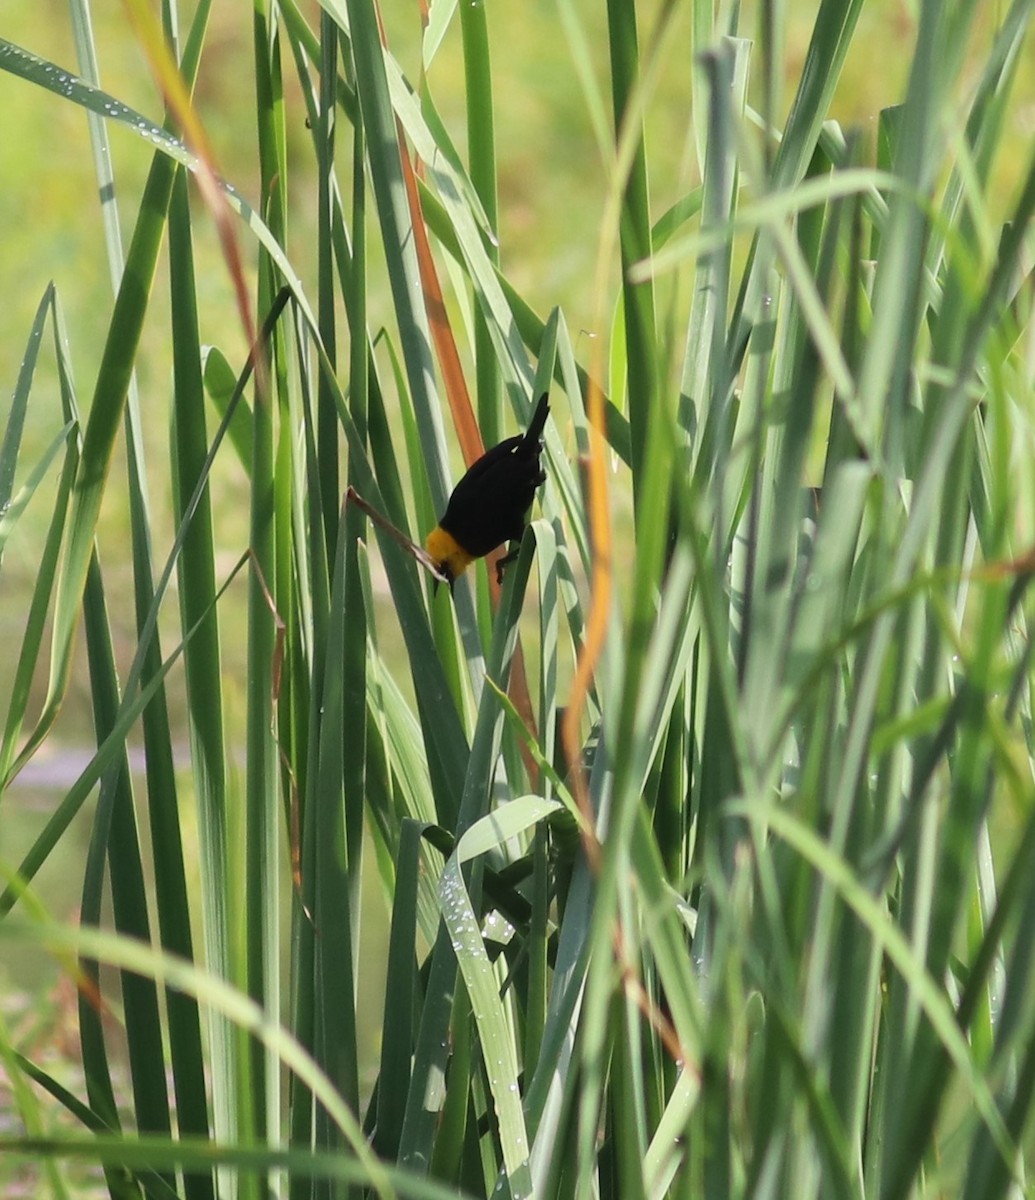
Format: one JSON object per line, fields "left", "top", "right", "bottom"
{"left": 425, "top": 393, "right": 550, "bottom": 588}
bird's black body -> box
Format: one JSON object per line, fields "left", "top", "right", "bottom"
{"left": 440, "top": 393, "right": 549, "bottom": 555}
{"left": 426, "top": 393, "right": 549, "bottom": 585}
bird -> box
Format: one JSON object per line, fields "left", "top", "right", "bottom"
{"left": 425, "top": 393, "right": 550, "bottom": 589}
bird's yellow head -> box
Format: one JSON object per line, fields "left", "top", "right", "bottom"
{"left": 425, "top": 526, "right": 475, "bottom": 590}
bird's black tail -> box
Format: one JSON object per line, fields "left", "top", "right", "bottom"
{"left": 521, "top": 392, "right": 550, "bottom": 449}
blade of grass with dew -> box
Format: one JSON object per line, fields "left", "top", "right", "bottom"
{"left": 73, "top": 6, "right": 216, "bottom": 1183}
{"left": 399, "top": 542, "right": 535, "bottom": 1175}
{"left": 440, "top": 795, "right": 569, "bottom": 1200}
{"left": 0, "top": 38, "right": 315, "bottom": 330}
{"left": 0, "top": 18, "right": 200, "bottom": 778}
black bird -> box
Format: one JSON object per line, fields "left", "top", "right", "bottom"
{"left": 425, "top": 393, "right": 550, "bottom": 588}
